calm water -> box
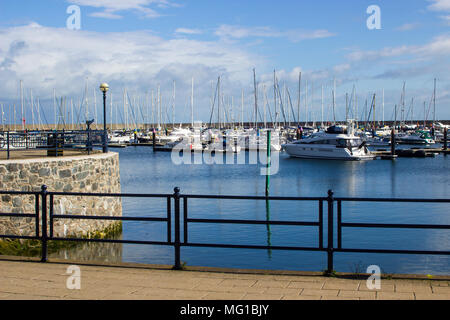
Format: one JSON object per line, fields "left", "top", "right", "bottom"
{"left": 112, "top": 146, "right": 450, "bottom": 275}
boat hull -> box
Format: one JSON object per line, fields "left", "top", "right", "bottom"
{"left": 284, "top": 144, "right": 375, "bottom": 161}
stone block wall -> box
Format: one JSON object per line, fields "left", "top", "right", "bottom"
{"left": 0, "top": 152, "right": 122, "bottom": 238}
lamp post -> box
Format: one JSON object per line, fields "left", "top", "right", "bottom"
{"left": 100, "top": 83, "right": 109, "bottom": 153}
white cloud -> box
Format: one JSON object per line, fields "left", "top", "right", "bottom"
{"left": 89, "top": 11, "right": 123, "bottom": 19}
{"left": 427, "top": 0, "right": 450, "bottom": 11}
{"left": 427, "top": 0, "right": 450, "bottom": 24}
{"left": 395, "top": 23, "right": 421, "bottom": 31}
{"left": 214, "top": 25, "right": 335, "bottom": 42}
{"left": 67, "top": 0, "right": 177, "bottom": 19}
{"left": 441, "top": 15, "right": 450, "bottom": 25}
{"left": 0, "top": 23, "right": 263, "bottom": 106}
{"left": 174, "top": 28, "right": 203, "bottom": 35}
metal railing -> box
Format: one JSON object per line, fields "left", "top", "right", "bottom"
{"left": 0, "top": 186, "right": 449, "bottom": 273}
{"left": 0, "top": 130, "right": 105, "bottom": 159}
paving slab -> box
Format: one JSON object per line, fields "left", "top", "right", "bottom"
{"left": 0, "top": 258, "right": 448, "bottom": 300}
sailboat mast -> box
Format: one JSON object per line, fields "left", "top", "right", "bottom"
{"left": 218, "top": 76, "right": 221, "bottom": 129}
{"left": 263, "top": 85, "right": 267, "bottom": 128}
{"left": 173, "top": 81, "right": 176, "bottom": 128}
{"left": 54, "top": 88, "right": 57, "bottom": 130}
{"left": 30, "top": 89, "right": 35, "bottom": 129}
{"left": 71, "top": 98, "right": 74, "bottom": 130}
{"left": 191, "top": 77, "right": 194, "bottom": 128}
{"left": 305, "top": 80, "right": 308, "bottom": 126}
{"left": 274, "top": 70, "right": 277, "bottom": 129}
{"left": 345, "top": 93, "right": 348, "bottom": 123}
{"left": 298, "top": 72, "right": 301, "bottom": 126}
{"left": 401, "top": 82, "right": 406, "bottom": 126}
{"left": 151, "top": 90, "right": 154, "bottom": 128}
{"left": 253, "top": 68, "right": 258, "bottom": 129}
{"left": 94, "top": 88, "right": 97, "bottom": 129}
{"left": 321, "top": 85, "right": 324, "bottom": 128}
{"left": 20, "top": 80, "right": 24, "bottom": 130}
{"left": 37, "top": 98, "right": 41, "bottom": 131}
{"left": 84, "top": 78, "right": 88, "bottom": 124}
{"left": 157, "top": 85, "right": 160, "bottom": 130}
{"left": 433, "top": 78, "right": 436, "bottom": 124}
{"left": 382, "top": 89, "right": 385, "bottom": 126}
{"left": 332, "top": 78, "right": 336, "bottom": 125}
{"left": 241, "top": 89, "right": 244, "bottom": 129}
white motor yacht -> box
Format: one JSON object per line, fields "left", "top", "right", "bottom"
{"left": 283, "top": 125, "right": 375, "bottom": 161}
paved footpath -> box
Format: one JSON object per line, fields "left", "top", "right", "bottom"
{"left": 0, "top": 258, "right": 449, "bottom": 300}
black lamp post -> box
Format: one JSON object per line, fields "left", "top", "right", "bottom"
{"left": 100, "top": 83, "right": 109, "bottom": 153}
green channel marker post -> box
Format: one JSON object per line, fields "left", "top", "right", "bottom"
{"left": 265, "top": 130, "right": 271, "bottom": 196}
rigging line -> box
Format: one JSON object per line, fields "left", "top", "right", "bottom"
{"left": 365, "top": 94, "right": 374, "bottom": 127}
{"left": 286, "top": 88, "right": 298, "bottom": 124}
{"left": 275, "top": 79, "right": 287, "bottom": 126}
{"left": 208, "top": 78, "right": 219, "bottom": 127}
{"left": 39, "top": 102, "right": 49, "bottom": 126}
{"left": 264, "top": 89, "right": 274, "bottom": 124}
{"left": 74, "top": 99, "right": 83, "bottom": 127}
{"left": 126, "top": 91, "right": 138, "bottom": 128}
{"left": 57, "top": 97, "right": 66, "bottom": 127}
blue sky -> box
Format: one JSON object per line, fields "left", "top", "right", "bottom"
{"left": 0, "top": 0, "right": 449, "bottom": 125}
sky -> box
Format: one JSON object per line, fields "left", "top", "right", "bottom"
{"left": 0, "top": 0, "right": 449, "bottom": 126}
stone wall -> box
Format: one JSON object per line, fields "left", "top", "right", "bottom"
{"left": 0, "top": 152, "right": 122, "bottom": 238}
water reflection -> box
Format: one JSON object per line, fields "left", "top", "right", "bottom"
{"left": 49, "top": 235, "right": 123, "bottom": 264}
{"left": 265, "top": 199, "right": 272, "bottom": 260}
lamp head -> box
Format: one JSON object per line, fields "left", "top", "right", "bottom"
{"left": 99, "top": 83, "right": 109, "bottom": 93}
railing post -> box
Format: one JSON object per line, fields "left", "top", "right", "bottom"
{"left": 35, "top": 193, "right": 40, "bottom": 237}
{"left": 326, "top": 189, "right": 334, "bottom": 275}
{"left": 40, "top": 185, "right": 48, "bottom": 262}
{"left": 337, "top": 200, "right": 342, "bottom": 250}
{"left": 318, "top": 200, "right": 323, "bottom": 249}
{"left": 173, "top": 187, "right": 181, "bottom": 270}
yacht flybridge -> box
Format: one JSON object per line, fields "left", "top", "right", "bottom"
{"left": 283, "top": 123, "right": 375, "bottom": 161}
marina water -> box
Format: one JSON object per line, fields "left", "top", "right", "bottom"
{"left": 57, "top": 146, "right": 450, "bottom": 275}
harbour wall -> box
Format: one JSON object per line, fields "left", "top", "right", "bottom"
{"left": 0, "top": 152, "right": 122, "bottom": 238}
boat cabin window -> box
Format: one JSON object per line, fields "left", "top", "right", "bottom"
{"left": 336, "top": 139, "right": 347, "bottom": 147}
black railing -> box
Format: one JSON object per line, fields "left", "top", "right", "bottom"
{"left": 0, "top": 130, "right": 105, "bottom": 159}
{"left": 0, "top": 186, "right": 449, "bottom": 273}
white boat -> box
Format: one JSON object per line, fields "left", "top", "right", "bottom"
{"left": 158, "top": 128, "right": 192, "bottom": 144}
{"left": 283, "top": 125, "right": 375, "bottom": 161}
{"left": 109, "top": 132, "right": 131, "bottom": 144}
{"left": 204, "top": 138, "right": 241, "bottom": 153}
{"left": 366, "top": 136, "right": 391, "bottom": 147}
{"left": 158, "top": 139, "right": 203, "bottom": 152}
{"left": 395, "top": 132, "right": 435, "bottom": 145}
{"left": 247, "top": 133, "right": 282, "bottom": 151}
